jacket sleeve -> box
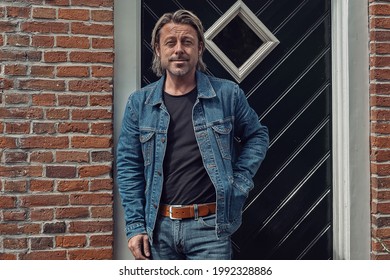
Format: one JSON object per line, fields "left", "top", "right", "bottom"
{"left": 116, "top": 94, "right": 147, "bottom": 240}
{"left": 232, "top": 85, "right": 269, "bottom": 193}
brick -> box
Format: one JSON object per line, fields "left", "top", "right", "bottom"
{"left": 68, "top": 80, "right": 112, "bottom": 92}
{"left": 44, "top": 51, "right": 67, "bottom": 62}
{"left": 56, "top": 235, "right": 87, "bottom": 248}
{"left": 6, "top": 34, "right": 30, "bottom": 47}
{"left": 32, "top": 35, "right": 55, "bottom": 48}
{"left": 58, "top": 95, "right": 88, "bottom": 107}
{"left": 6, "top": 6, "right": 31, "bottom": 18}
{"left": 21, "top": 195, "right": 69, "bottom": 207}
{"left": 90, "top": 178, "right": 112, "bottom": 191}
{"left": 68, "top": 248, "right": 112, "bottom": 260}
{"left": 33, "top": 8, "right": 56, "bottom": 19}
{"left": 372, "top": 162, "right": 390, "bottom": 176}
{"left": 5, "top": 122, "right": 30, "bottom": 134}
{"left": 91, "top": 206, "right": 112, "bottom": 218}
{"left": 72, "top": 109, "right": 112, "bottom": 120}
{"left": 20, "top": 251, "right": 67, "bottom": 260}
{"left": 91, "top": 66, "right": 113, "bottom": 77}
{"left": 79, "top": 165, "right": 111, "bottom": 178}
{"left": 71, "top": 0, "right": 113, "bottom": 8}
{"left": 4, "top": 93, "right": 29, "bottom": 105}
{"left": 71, "top": 136, "right": 111, "bottom": 148}
{"left": 0, "top": 224, "right": 19, "bottom": 234}
{"left": 57, "top": 180, "right": 89, "bottom": 192}
{"left": 371, "top": 43, "right": 390, "bottom": 55}
{"left": 46, "top": 108, "right": 70, "bottom": 120}
{"left": 371, "top": 17, "right": 390, "bottom": 29}
{"left": 30, "top": 208, "right": 54, "bottom": 221}
{"left": 69, "top": 51, "right": 113, "bottom": 63}
{"left": 0, "top": 108, "right": 44, "bottom": 119}
{"left": 30, "top": 179, "right": 54, "bottom": 192}
{"left": 56, "top": 207, "right": 89, "bottom": 219}
{"left": 46, "top": 165, "right": 76, "bottom": 178}
{"left": 372, "top": 110, "right": 390, "bottom": 121}
{"left": 57, "top": 66, "right": 89, "bottom": 77}
{"left": 69, "top": 221, "right": 113, "bottom": 233}
{"left": 58, "top": 9, "right": 89, "bottom": 21}
{"left": 71, "top": 22, "right": 113, "bottom": 36}
{"left": 90, "top": 94, "right": 112, "bottom": 106}
{"left": 30, "top": 151, "right": 54, "bottom": 163}
{"left": 373, "top": 228, "right": 390, "bottom": 239}
{"left": 0, "top": 137, "right": 17, "bottom": 148}
{"left": 4, "top": 64, "right": 27, "bottom": 75}
{"left": 0, "top": 196, "right": 16, "bottom": 208}
{"left": 90, "top": 234, "right": 113, "bottom": 247}
{"left": 370, "top": 4, "right": 390, "bottom": 15}
{"left": 21, "top": 22, "right": 68, "bottom": 34}
{"left": 0, "top": 21, "right": 17, "bottom": 32}
{"left": 92, "top": 38, "right": 113, "bottom": 49}
{"left": 32, "top": 122, "right": 56, "bottom": 134}
{"left": 56, "top": 151, "right": 89, "bottom": 163}
{"left": 19, "top": 136, "right": 69, "bottom": 149}
{"left": 70, "top": 193, "right": 112, "bottom": 205}
{"left": 30, "top": 66, "right": 55, "bottom": 78}
{"left": 31, "top": 237, "right": 54, "bottom": 250}
{"left": 0, "top": 166, "right": 43, "bottom": 177}
{"left": 91, "top": 10, "right": 113, "bottom": 22}
{"left": 58, "top": 122, "right": 89, "bottom": 133}
{"left": 370, "top": 56, "right": 390, "bottom": 67}
{"left": 0, "top": 254, "right": 17, "bottom": 260}
{"left": 19, "top": 223, "right": 42, "bottom": 234}
{"left": 4, "top": 151, "right": 28, "bottom": 163}
{"left": 19, "top": 79, "right": 65, "bottom": 91}
{"left": 91, "top": 151, "right": 113, "bottom": 162}
{"left": 3, "top": 238, "right": 27, "bottom": 250}
{"left": 3, "top": 210, "right": 27, "bottom": 221}
{"left": 32, "top": 93, "right": 56, "bottom": 106}
{"left": 0, "top": 50, "right": 41, "bottom": 62}
{"left": 91, "top": 122, "right": 112, "bottom": 135}
{"left": 43, "top": 222, "right": 66, "bottom": 234}
{"left": 4, "top": 180, "right": 27, "bottom": 192}
{"left": 371, "top": 69, "right": 390, "bottom": 81}
{"left": 56, "top": 36, "right": 89, "bottom": 49}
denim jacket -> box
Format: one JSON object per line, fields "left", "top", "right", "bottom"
{"left": 117, "top": 71, "right": 269, "bottom": 241}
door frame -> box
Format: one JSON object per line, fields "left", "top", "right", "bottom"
{"left": 113, "top": 0, "right": 370, "bottom": 260}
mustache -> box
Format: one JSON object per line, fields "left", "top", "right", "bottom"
{"left": 168, "top": 55, "right": 189, "bottom": 61}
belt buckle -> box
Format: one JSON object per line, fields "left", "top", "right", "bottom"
{"left": 169, "top": 205, "right": 182, "bottom": 220}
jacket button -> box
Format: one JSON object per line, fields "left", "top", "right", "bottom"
{"left": 161, "top": 138, "right": 166, "bottom": 143}
{"left": 157, "top": 171, "right": 162, "bottom": 176}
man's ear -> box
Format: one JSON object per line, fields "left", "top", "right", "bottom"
{"left": 155, "top": 44, "right": 160, "bottom": 57}
{"left": 199, "top": 41, "right": 204, "bottom": 55}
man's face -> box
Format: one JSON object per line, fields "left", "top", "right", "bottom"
{"left": 156, "top": 22, "right": 202, "bottom": 79}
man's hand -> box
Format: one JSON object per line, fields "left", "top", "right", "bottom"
{"left": 128, "top": 234, "right": 151, "bottom": 260}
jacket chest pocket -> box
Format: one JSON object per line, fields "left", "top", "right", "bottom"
{"left": 140, "top": 130, "right": 155, "bottom": 166}
{"left": 211, "top": 121, "right": 232, "bottom": 160}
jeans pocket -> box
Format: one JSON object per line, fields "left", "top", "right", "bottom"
{"left": 197, "top": 214, "right": 217, "bottom": 228}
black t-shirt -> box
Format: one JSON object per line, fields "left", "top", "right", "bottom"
{"left": 161, "top": 88, "right": 216, "bottom": 205}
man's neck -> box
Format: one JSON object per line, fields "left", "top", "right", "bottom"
{"left": 164, "top": 72, "right": 197, "bottom": 96}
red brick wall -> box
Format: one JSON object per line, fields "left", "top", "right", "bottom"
{"left": 370, "top": 0, "right": 390, "bottom": 260}
{"left": 0, "top": 0, "right": 114, "bottom": 260}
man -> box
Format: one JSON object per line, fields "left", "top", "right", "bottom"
{"left": 117, "top": 9, "right": 269, "bottom": 260}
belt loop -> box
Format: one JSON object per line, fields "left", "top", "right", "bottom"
{"left": 194, "top": 204, "right": 199, "bottom": 220}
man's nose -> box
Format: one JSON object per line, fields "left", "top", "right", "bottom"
{"left": 174, "top": 42, "right": 184, "bottom": 54}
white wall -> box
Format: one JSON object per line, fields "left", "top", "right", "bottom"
{"left": 348, "top": 0, "right": 370, "bottom": 260}
{"left": 113, "top": 0, "right": 140, "bottom": 260}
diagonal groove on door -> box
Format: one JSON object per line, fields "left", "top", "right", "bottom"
{"left": 297, "top": 222, "right": 332, "bottom": 260}
{"left": 246, "top": 10, "right": 330, "bottom": 99}
{"left": 257, "top": 45, "right": 331, "bottom": 123}
{"left": 267, "top": 178, "right": 331, "bottom": 255}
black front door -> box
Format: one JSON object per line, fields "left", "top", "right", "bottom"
{"left": 141, "top": 0, "right": 332, "bottom": 260}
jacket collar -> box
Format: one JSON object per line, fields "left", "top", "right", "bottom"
{"left": 145, "top": 71, "right": 217, "bottom": 106}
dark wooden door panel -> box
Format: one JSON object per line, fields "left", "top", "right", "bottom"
{"left": 141, "top": 0, "right": 332, "bottom": 260}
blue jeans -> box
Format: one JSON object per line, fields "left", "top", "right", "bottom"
{"left": 151, "top": 214, "right": 232, "bottom": 260}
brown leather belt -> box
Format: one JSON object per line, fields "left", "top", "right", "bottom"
{"left": 159, "top": 203, "right": 216, "bottom": 220}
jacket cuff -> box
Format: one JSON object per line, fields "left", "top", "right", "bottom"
{"left": 125, "top": 223, "right": 147, "bottom": 240}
